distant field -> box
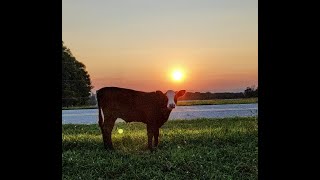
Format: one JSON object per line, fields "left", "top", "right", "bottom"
{"left": 63, "top": 117, "right": 258, "bottom": 179}
{"left": 62, "top": 98, "right": 258, "bottom": 110}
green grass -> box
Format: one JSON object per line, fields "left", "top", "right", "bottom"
{"left": 177, "top": 98, "right": 258, "bottom": 106}
{"left": 63, "top": 117, "right": 258, "bottom": 179}
{"left": 62, "top": 98, "right": 258, "bottom": 110}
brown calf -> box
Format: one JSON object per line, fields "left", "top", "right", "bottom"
{"left": 96, "top": 87, "right": 186, "bottom": 151}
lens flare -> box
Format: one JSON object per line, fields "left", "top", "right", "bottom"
{"left": 118, "top": 129, "right": 123, "bottom": 134}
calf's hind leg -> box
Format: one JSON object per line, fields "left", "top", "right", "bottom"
{"left": 102, "top": 115, "right": 116, "bottom": 150}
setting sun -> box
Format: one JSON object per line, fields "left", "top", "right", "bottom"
{"left": 172, "top": 70, "right": 183, "bottom": 81}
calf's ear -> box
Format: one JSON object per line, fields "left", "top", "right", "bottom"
{"left": 156, "top": 90, "right": 167, "bottom": 107}
{"left": 176, "top": 90, "right": 186, "bottom": 98}
{"left": 156, "top": 90, "right": 163, "bottom": 95}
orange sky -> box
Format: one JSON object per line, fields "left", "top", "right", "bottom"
{"left": 63, "top": 0, "right": 257, "bottom": 93}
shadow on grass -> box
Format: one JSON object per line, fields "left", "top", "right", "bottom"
{"left": 63, "top": 129, "right": 257, "bottom": 154}
{"left": 62, "top": 118, "right": 257, "bottom": 157}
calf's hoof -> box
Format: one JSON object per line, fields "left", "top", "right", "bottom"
{"left": 104, "top": 145, "right": 114, "bottom": 151}
{"left": 149, "top": 147, "right": 158, "bottom": 153}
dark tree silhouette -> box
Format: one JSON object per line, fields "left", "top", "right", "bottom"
{"left": 62, "top": 42, "right": 93, "bottom": 107}
{"left": 244, "top": 86, "right": 258, "bottom": 98}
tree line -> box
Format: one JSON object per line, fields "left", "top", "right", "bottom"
{"left": 178, "top": 86, "right": 258, "bottom": 100}
{"left": 86, "top": 86, "right": 258, "bottom": 106}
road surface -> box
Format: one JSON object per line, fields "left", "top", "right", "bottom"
{"left": 62, "top": 103, "right": 258, "bottom": 124}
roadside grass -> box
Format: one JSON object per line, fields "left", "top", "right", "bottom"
{"left": 177, "top": 98, "right": 258, "bottom": 106}
{"left": 63, "top": 117, "right": 258, "bottom": 179}
{"left": 62, "top": 98, "right": 258, "bottom": 110}
{"left": 62, "top": 105, "right": 97, "bottom": 110}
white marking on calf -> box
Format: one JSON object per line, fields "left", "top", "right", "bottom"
{"left": 165, "top": 90, "right": 176, "bottom": 109}
{"left": 100, "top": 107, "right": 105, "bottom": 123}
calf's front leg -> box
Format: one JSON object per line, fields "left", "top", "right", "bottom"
{"left": 154, "top": 128, "right": 160, "bottom": 147}
{"left": 146, "top": 124, "right": 155, "bottom": 152}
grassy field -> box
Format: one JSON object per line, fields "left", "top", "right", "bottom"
{"left": 63, "top": 117, "right": 258, "bottom": 179}
{"left": 62, "top": 98, "right": 258, "bottom": 110}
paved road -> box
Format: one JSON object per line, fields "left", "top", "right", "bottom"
{"left": 62, "top": 103, "right": 258, "bottom": 124}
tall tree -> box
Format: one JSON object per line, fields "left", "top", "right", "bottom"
{"left": 62, "top": 42, "right": 93, "bottom": 107}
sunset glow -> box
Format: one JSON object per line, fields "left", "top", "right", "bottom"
{"left": 63, "top": 0, "right": 257, "bottom": 92}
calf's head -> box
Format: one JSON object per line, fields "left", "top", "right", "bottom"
{"left": 156, "top": 90, "right": 186, "bottom": 110}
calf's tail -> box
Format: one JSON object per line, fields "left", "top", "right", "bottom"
{"left": 96, "top": 90, "right": 104, "bottom": 128}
